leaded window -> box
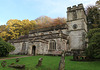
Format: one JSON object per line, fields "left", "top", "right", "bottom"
{"left": 49, "top": 40, "right": 56, "bottom": 50}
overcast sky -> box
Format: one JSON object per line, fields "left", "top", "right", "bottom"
{"left": 0, "top": 0, "right": 98, "bottom": 25}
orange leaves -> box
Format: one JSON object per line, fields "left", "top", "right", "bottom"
{"left": 35, "top": 17, "right": 66, "bottom": 29}
{"left": 51, "top": 17, "right": 66, "bottom": 26}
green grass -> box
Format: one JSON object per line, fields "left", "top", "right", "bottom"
{"left": 0, "top": 56, "right": 100, "bottom": 70}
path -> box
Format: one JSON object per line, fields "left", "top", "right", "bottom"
{"left": 0, "top": 56, "right": 31, "bottom": 60}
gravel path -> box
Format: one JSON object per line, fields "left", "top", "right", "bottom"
{"left": 0, "top": 56, "right": 31, "bottom": 60}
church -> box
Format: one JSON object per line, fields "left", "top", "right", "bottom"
{"left": 8, "top": 4, "right": 87, "bottom": 55}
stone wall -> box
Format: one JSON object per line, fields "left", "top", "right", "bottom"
{"left": 10, "top": 41, "right": 29, "bottom": 54}
{"left": 27, "top": 38, "right": 68, "bottom": 55}
{"left": 69, "top": 30, "right": 86, "bottom": 50}
{"left": 10, "top": 42, "right": 22, "bottom": 54}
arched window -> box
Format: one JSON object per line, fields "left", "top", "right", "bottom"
{"left": 49, "top": 40, "right": 56, "bottom": 50}
{"left": 22, "top": 42, "right": 26, "bottom": 53}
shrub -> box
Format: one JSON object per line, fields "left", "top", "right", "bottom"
{"left": 0, "top": 37, "right": 15, "bottom": 57}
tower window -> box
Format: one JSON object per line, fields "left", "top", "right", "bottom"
{"left": 73, "top": 11, "right": 77, "bottom": 19}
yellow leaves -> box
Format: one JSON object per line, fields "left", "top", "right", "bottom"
{"left": 5, "top": 19, "right": 22, "bottom": 40}
{"left": 0, "top": 31, "right": 6, "bottom": 36}
{"left": 3, "top": 19, "right": 37, "bottom": 40}
{"left": 0, "top": 31, "right": 9, "bottom": 41}
{"left": 0, "top": 17, "right": 66, "bottom": 41}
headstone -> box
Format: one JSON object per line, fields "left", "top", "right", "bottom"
{"left": 16, "top": 58, "right": 20, "bottom": 62}
{"left": 58, "top": 51, "right": 65, "bottom": 70}
{"left": 10, "top": 63, "right": 15, "bottom": 65}
{"left": 36, "top": 58, "right": 43, "bottom": 67}
{"left": 1, "top": 61, "right": 7, "bottom": 67}
{"left": 8, "top": 64, "right": 25, "bottom": 69}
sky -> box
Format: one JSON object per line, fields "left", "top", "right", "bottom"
{"left": 0, "top": 0, "right": 98, "bottom": 25}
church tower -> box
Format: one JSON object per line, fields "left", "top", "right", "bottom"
{"left": 67, "top": 4, "right": 87, "bottom": 50}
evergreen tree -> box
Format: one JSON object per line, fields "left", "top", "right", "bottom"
{"left": 86, "top": 28, "right": 100, "bottom": 59}
{"left": 86, "top": 6, "right": 100, "bottom": 30}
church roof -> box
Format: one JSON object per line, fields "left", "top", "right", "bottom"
{"left": 18, "top": 35, "right": 28, "bottom": 39}
{"left": 29, "top": 24, "right": 67, "bottom": 34}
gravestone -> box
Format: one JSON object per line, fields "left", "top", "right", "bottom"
{"left": 8, "top": 64, "right": 25, "bottom": 69}
{"left": 36, "top": 58, "right": 43, "bottom": 67}
{"left": 1, "top": 61, "right": 7, "bottom": 67}
{"left": 16, "top": 58, "right": 20, "bottom": 62}
{"left": 58, "top": 51, "right": 65, "bottom": 70}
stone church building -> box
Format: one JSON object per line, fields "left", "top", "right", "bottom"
{"left": 9, "top": 4, "right": 87, "bottom": 55}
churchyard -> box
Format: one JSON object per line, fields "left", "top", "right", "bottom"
{"left": 0, "top": 0, "right": 100, "bottom": 69}
{"left": 0, "top": 55, "right": 100, "bottom": 70}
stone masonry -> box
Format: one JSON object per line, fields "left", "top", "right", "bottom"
{"left": 8, "top": 4, "right": 87, "bottom": 55}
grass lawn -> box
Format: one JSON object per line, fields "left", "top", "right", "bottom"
{"left": 0, "top": 56, "right": 100, "bottom": 70}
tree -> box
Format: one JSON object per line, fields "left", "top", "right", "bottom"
{"left": 86, "top": 28, "right": 100, "bottom": 59}
{"left": 35, "top": 16, "right": 53, "bottom": 24}
{"left": 90, "top": 33, "right": 100, "bottom": 58}
{"left": 3, "top": 19, "right": 37, "bottom": 41}
{"left": 0, "top": 37, "right": 15, "bottom": 57}
{"left": 21, "top": 19, "right": 31, "bottom": 35}
{"left": 0, "top": 31, "right": 10, "bottom": 41}
{"left": 96, "top": 0, "right": 100, "bottom": 8}
{"left": 30, "top": 20, "right": 37, "bottom": 30}
{"left": 35, "top": 17, "right": 66, "bottom": 29}
{"left": 86, "top": 5, "right": 100, "bottom": 29}
{"left": 6, "top": 19, "right": 22, "bottom": 40}
{"left": 0, "top": 25, "right": 7, "bottom": 41}
{"left": 21, "top": 19, "right": 36, "bottom": 35}
{"left": 51, "top": 17, "right": 66, "bottom": 26}
{"left": 0, "top": 25, "right": 6, "bottom": 32}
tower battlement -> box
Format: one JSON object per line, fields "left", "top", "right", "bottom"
{"left": 67, "top": 3, "right": 86, "bottom": 21}
{"left": 67, "top": 3, "right": 84, "bottom": 12}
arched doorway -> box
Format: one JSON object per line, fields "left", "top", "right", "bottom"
{"left": 32, "top": 45, "right": 36, "bottom": 55}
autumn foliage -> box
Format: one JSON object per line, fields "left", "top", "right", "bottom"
{"left": 0, "top": 16, "right": 66, "bottom": 41}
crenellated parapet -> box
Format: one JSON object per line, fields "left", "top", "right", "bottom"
{"left": 67, "top": 4, "right": 84, "bottom": 12}
{"left": 67, "top": 3, "right": 87, "bottom": 22}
